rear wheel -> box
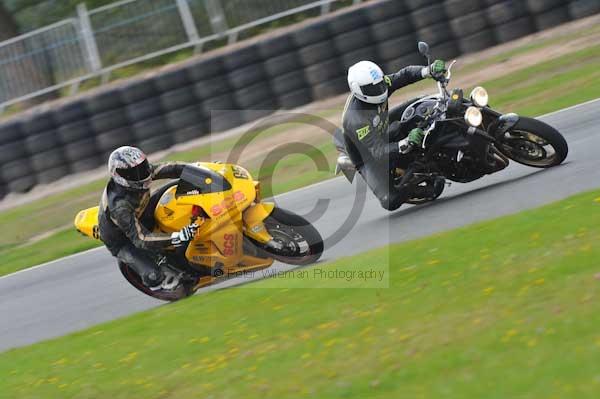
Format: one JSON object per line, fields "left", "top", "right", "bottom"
{"left": 256, "top": 207, "right": 323, "bottom": 266}
{"left": 118, "top": 262, "right": 196, "bottom": 302}
{"left": 496, "top": 117, "right": 568, "bottom": 168}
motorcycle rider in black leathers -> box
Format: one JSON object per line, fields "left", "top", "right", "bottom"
{"left": 98, "top": 146, "right": 198, "bottom": 290}
{"left": 339, "top": 60, "right": 446, "bottom": 211}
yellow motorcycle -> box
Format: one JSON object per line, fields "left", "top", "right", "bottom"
{"left": 74, "top": 162, "right": 323, "bottom": 301}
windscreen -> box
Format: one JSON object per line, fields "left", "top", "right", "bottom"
{"left": 175, "top": 166, "right": 232, "bottom": 197}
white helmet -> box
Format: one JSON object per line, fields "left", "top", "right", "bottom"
{"left": 347, "top": 61, "right": 388, "bottom": 104}
{"left": 108, "top": 146, "right": 152, "bottom": 190}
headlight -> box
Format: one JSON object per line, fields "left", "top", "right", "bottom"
{"left": 470, "top": 86, "right": 489, "bottom": 107}
{"left": 464, "top": 106, "right": 482, "bottom": 127}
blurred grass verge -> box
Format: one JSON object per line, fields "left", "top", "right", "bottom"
{"left": 2, "top": 189, "right": 600, "bottom": 398}
{"left": 0, "top": 42, "right": 599, "bottom": 277}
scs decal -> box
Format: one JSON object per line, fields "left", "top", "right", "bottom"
{"left": 223, "top": 233, "right": 236, "bottom": 256}
{"left": 210, "top": 191, "right": 246, "bottom": 216}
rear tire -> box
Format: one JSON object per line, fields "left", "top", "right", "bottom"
{"left": 257, "top": 207, "right": 323, "bottom": 266}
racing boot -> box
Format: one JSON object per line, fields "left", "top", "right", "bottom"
{"left": 335, "top": 153, "right": 357, "bottom": 183}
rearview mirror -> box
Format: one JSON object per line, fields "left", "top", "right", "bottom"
{"left": 418, "top": 41, "right": 429, "bottom": 57}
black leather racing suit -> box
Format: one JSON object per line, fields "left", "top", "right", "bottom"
{"left": 342, "top": 65, "right": 425, "bottom": 211}
{"left": 98, "top": 162, "right": 187, "bottom": 285}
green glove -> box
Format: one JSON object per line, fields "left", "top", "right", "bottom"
{"left": 408, "top": 128, "right": 425, "bottom": 147}
{"left": 429, "top": 59, "right": 446, "bottom": 79}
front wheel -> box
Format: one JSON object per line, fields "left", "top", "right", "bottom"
{"left": 496, "top": 116, "right": 568, "bottom": 168}
{"left": 255, "top": 207, "right": 324, "bottom": 266}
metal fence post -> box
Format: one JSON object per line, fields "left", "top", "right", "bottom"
{"left": 203, "top": 0, "right": 229, "bottom": 40}
{"left": 176, "top": 0, "right": 200, "bottom": 45}
{"left": 77, "top": 3, "right": 102, "bottom": 73}
{"left": 321, "top": 1, "right": 331, "bottom": 15}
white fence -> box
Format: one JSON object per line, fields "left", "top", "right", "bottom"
{"left": 0, "top": 0, "right": 361, "bottom": 111}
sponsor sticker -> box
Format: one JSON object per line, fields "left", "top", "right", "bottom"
{"left": 210, "top": 191, "right": 247, "bottom": 216}
{"left": 223, "top": 233, "right": 235, "bottom": 256}
{"left": 357, "top": 125, "right": 370, "bottom": 141}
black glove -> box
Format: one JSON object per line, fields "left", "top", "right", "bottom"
{"left": 171, "top": 223, "right": 198, "bottom": 247}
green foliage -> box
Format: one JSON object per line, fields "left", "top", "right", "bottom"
{"left": 7, "top": 1, "right": 116, "bottom": 30}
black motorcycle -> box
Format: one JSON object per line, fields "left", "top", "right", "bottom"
{"left": 335, "top": 41, "right": 568, "bottom": 205}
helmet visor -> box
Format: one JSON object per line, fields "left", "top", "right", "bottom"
{"left": 360, "top": 81, "right": 387, "bottom": 97}
{"left": 116, "top": 159, "right": 151, "bottom": 182}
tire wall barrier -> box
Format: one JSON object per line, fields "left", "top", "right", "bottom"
{"left": 1, "top": 0, "right": 598, "bottom": 197}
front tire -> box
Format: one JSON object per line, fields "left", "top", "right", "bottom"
{"left": 496, "top": 116, "right": 568, "bottom": 168}
{"left": 256, "top": 207, "right": 323, "bottom": 266}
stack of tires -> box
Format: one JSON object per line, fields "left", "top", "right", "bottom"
{"left": 190, "top": 54, "right": 241, "bottom": 133}
{"left": 332, "top": 9, "right": 375, "bottom": 72}
{"left": 59, "top": 98, "right": 98, "bottom": 173}
{"left": 156, "top": 65, "right": 206, "bottom": 146}
{"left": 123, "top": 79, "right": 173, "bottom": 155}
{"left": 24, "top": 109, "right": 70, "bottom": 186}
{"left": 568, "top": 0, "right": 600, "bottom": 18}
{"left": 410, "top": 0, "right": 460, "bottom": 61}
{"left": 1, "top": 0, "right": 599, "bottom": 198}
{"left": 447, "top": 0, "right": 497, "bottom": 55}
{"left": 367, "top": 2, "right": 417, "bottom": 72}
{"left": 294, "top": 18, "right": 345, "bottom": 101}
{"left": 484, "top": 0, "right": 535, "bottom": 44}
{"left": 0, "top": 120, "right": 33, "bottom": 196}
{"left": 226, "top": 44, "right": 276, "bottom": 124}
{"left": 527, "top": 0, "right": 572, "bottom": 31}
{"left": 260, "top": 32, "right": 313, "bottom": 110}
{"left": 86, "top": 87, "right": 128, "bottom": 166}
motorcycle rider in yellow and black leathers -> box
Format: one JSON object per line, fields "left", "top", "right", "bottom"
{"left": 98, "top": 146, "right": 198, "bottom": 290}
{"left": 339, "top": 60, "right": 447, "bottom": 211}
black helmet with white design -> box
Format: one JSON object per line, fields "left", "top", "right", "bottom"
{"left": 108, "top": 146, "right": 152, "bottom": 190}
{"left": 347, "top": 61, "right": 388, "bottom": 104}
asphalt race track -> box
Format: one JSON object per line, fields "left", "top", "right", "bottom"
{"left": 1, "top": 99, "right": 599, "bottom": 352}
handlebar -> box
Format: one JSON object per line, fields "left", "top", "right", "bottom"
{"left": 434, "top": 60, "right": 456, "bottom": 99}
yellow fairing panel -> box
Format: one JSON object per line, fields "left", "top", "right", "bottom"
{"left": 74, "top": 206, "right": 100, "bottom": 240}
{"left": 152, "top": 162, "right": 267, "bottom": 270}
{"left": 243, "top": 202, "right": 275, "bottom": 244}
{"left": 185, "top": 223, "right": 243, "bottom": 269}
{"left": 153, "top": 186, "right": 194, "bottom": 233}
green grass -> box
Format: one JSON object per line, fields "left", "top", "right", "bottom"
{"left": 1, "top": 42, "right": 599, "bottom": 277}
{"left": 3, "top": 189, "right": 600, "bottom": 398}
{"left": 459, "top": 22, "right": 600, "bottom": 75}
{"left": 0, "top": 229, "right": 99, "bottom": 277}
{"left": 0, "top": 179, "right": 106, "bottom": 250}
{"left": 481, "top": 45, "right": 600, "bottom": 116}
